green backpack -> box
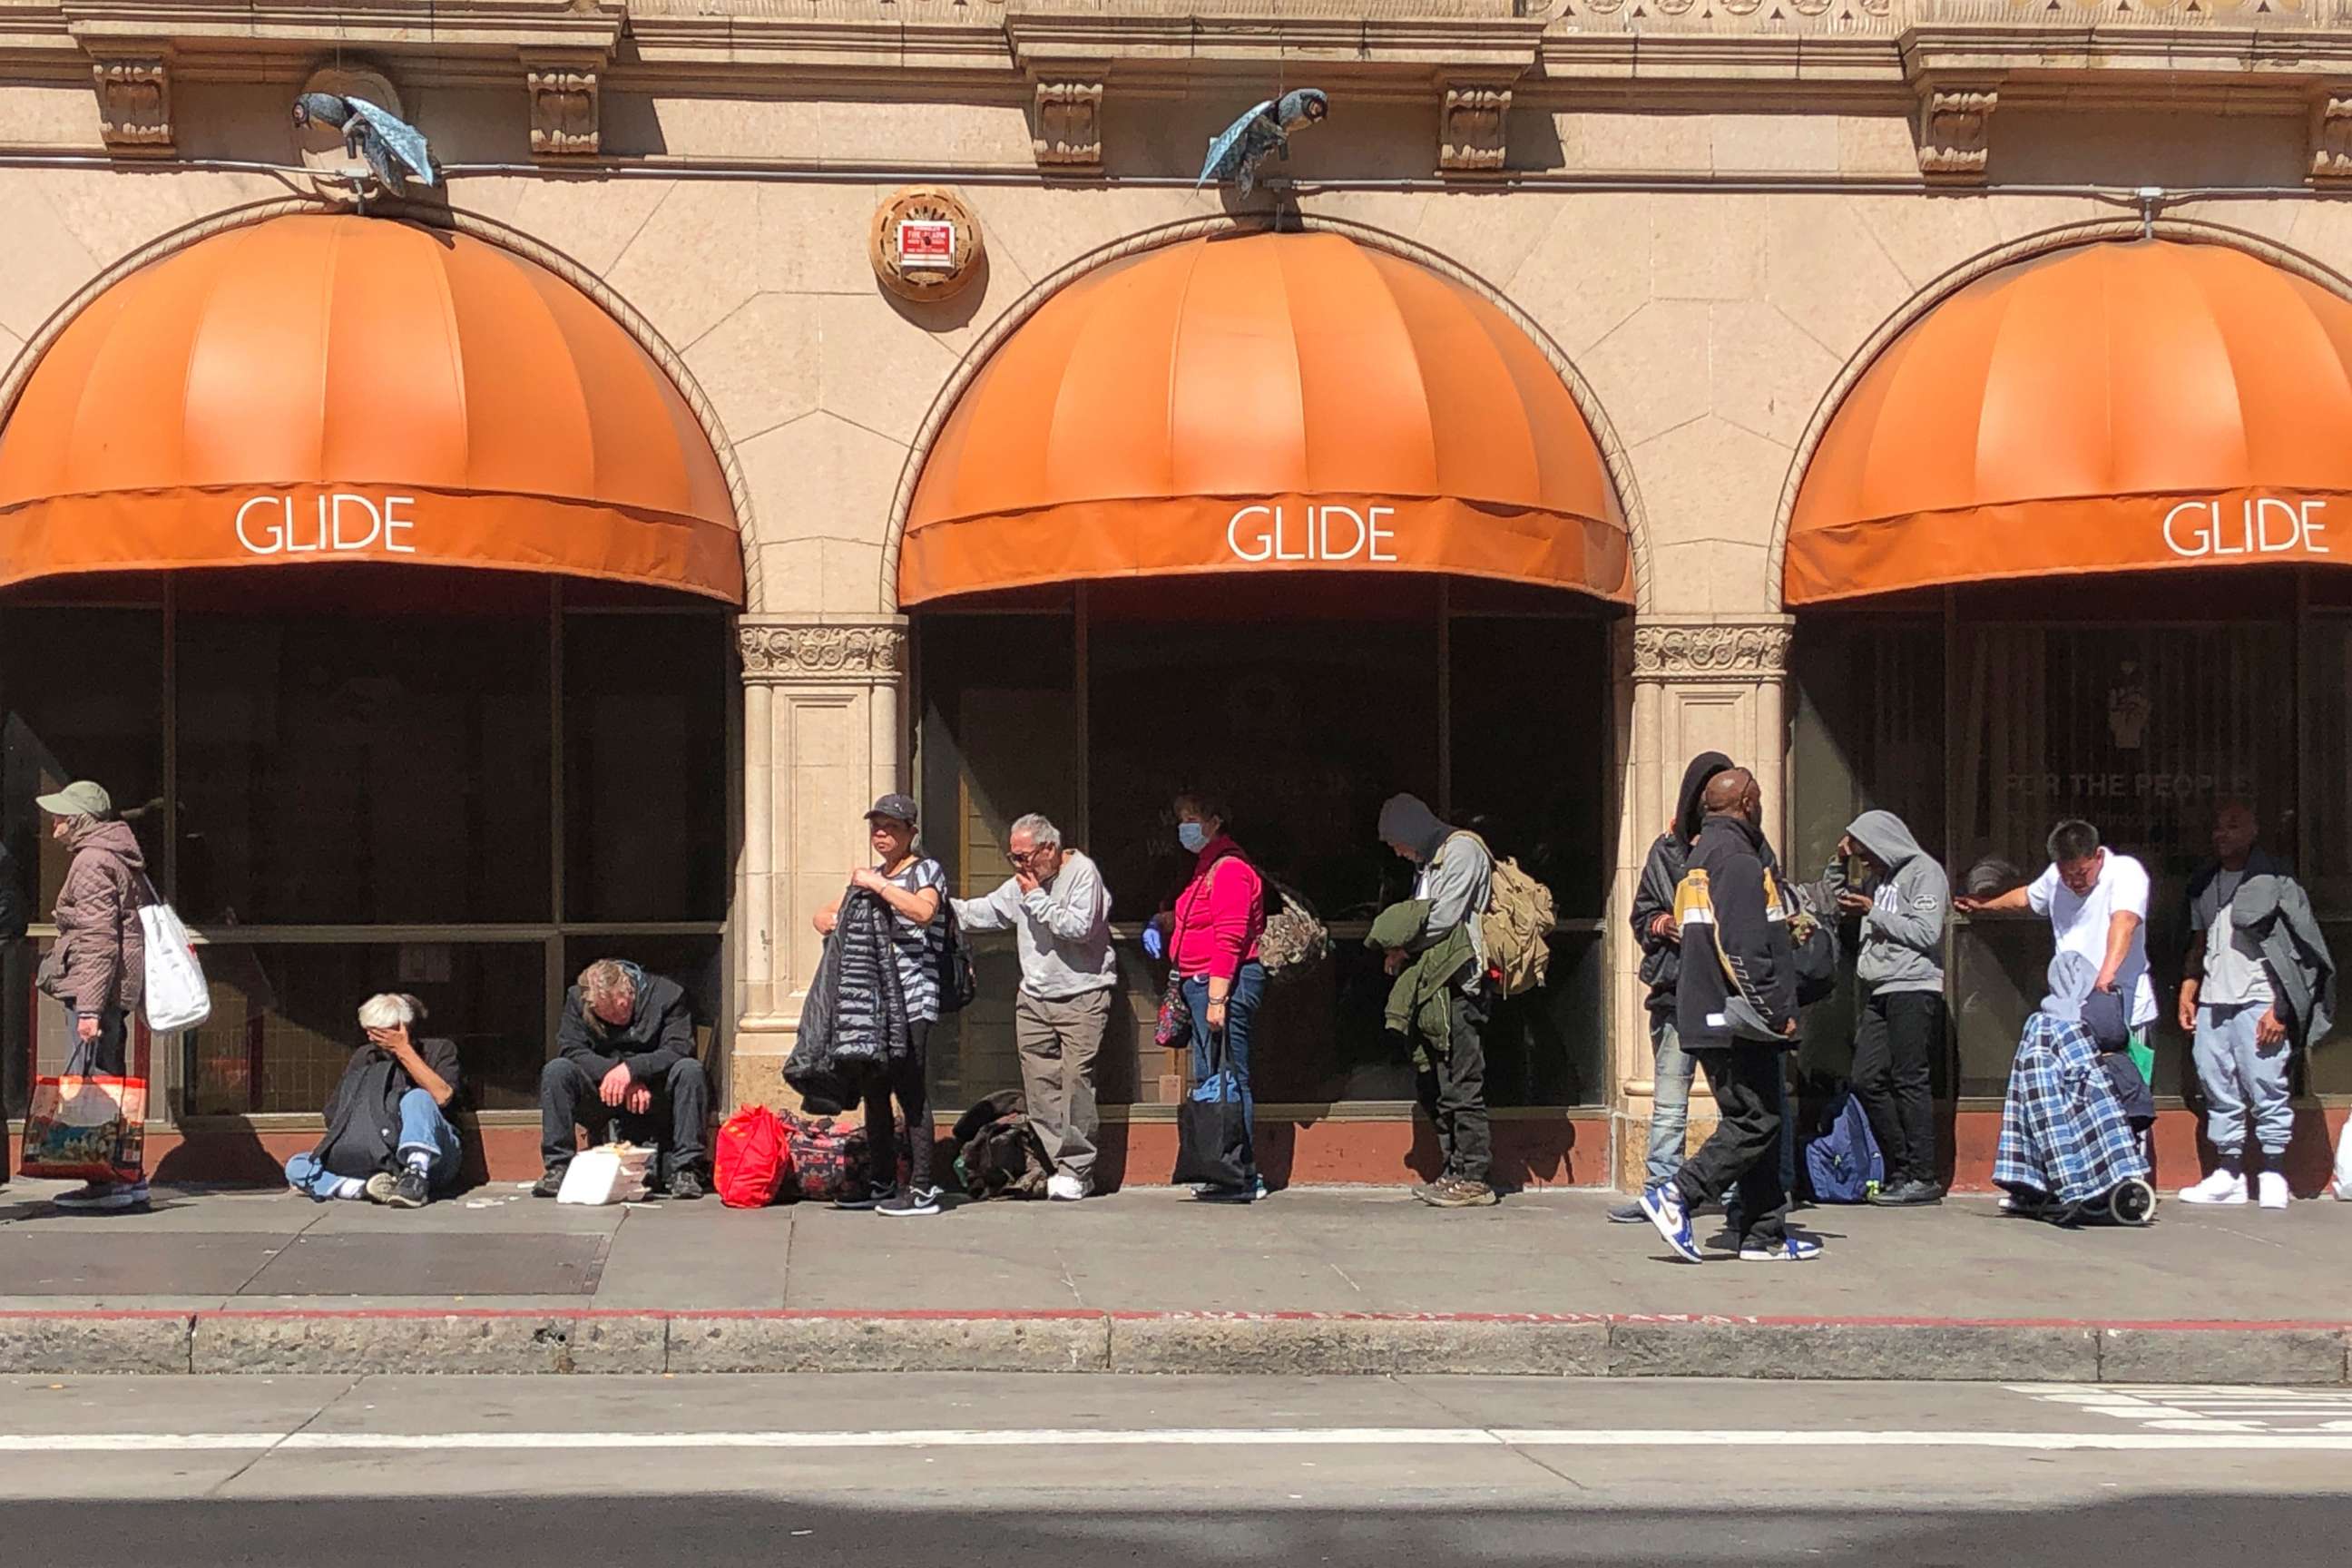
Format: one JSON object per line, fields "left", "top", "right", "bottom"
{"left": 1446, "top": 832, "right": 1554, "bottom": 999}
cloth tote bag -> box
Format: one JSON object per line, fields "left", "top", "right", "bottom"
{"left": 1171, "top": 1031, "right": 1250, "bottom": 1190}
{"left": 138, "top": 878, "right": 211, "bottom": 1032}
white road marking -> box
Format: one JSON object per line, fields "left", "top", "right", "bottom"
{"left": 7, "top": 1426, "right": 2352, "bottom": 1454}
{"left": 2007, "top": 1384, "right": 2352, "bottom": 1434}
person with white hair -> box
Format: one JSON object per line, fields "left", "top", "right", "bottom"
{"left": 285, "top": 993, "right": 465, "bottom": 1209}
{"left": 950, "top": 812, "right": 1115, "bottom": 1200}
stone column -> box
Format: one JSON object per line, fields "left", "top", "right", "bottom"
{"left": 1612, "top": 614, "right": 1795, "bottom": 1190}
{"left": 731, "top": 616, "right": 909, "bottom": 1110}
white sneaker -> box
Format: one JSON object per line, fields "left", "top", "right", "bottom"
{"left": 1046, "top": 1172, "right": 1088, "bottom": 1202}
{"left": 2180, "top": 1170, "right": 2249, "bottom": 1205}
{"left": 2258, "top": 1171, "right": 2291, "bottom": 1210}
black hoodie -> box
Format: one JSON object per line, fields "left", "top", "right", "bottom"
{"left": 1674, "top": 809, "right": 1798, "bottom": 1052}
{"left": 1632, "top": 753, "right": 1732, "bottom": 1016}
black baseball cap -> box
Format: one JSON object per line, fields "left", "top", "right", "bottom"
{"left": 865, "top": 792, "right": 918, "bottom": 826}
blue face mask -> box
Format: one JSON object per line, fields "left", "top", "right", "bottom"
{"left": 1178, "top": 821, "right": 1209, "bottom": 854}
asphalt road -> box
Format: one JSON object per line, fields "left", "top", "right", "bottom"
{"left": 3, "top": 1374, "right": 2349, "bottom": 1564}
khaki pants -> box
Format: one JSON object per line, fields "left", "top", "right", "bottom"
{"left": 1015, "top": 987, "right": 1112, "bottom": 1183}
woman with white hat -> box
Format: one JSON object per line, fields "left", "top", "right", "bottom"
{"left": 34, "top": 779, "right": 149, "bottom": 1210}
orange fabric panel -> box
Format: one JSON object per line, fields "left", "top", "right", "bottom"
{"left": 0, "top": 485, "right": 742, "bottom": 604}
{"left": 904, "top": 230, "right": 1627, "bottom": 606}
{"left": 898, "top": 494, "right": 1630, "bottom": 606}
{"left": 1789, "top": 240, "right": 2352, "bottom": 605}
{"left": 0, "top": 213, "right": 741, "bottom": 603}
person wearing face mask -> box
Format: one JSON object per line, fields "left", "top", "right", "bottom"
{"left": 1146, "top": 791, "right": 1267, "bottom": 1202}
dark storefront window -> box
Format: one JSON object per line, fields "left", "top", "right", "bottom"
{"left": 1795, "top": 573, "right": 2334, "bottom": 1103}
{"left": 916, "top": 580, "right": 1616, "bottom": 1112}
{"left": 1, "top": 570, "right": 731, "bottom": 1122}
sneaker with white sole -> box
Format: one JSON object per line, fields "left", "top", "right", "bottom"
{"left": 52, "top": 1181, "right": 142, "bottom": 1211}
{"left": 363, "top": 1172, "right": 399, "bottom": 1204}
{"left": 878, "top": 1186, "right": 941, "bottom": 1218}
{"left": 1046, "top": 1172, "right": 1088, "bottom": 1202}
{"left": 1639, "top": 1182, "right": 1702, "bottom": 1263}
{"left": 1740, "top": 1236, "right": 1824, "bottom": 1263}
{"left": 2179, "top": 1170, "right": 2249, "bottom": 1205}
{"left": 2258, "top": 1171, "right": 2291, "bottom": 1210}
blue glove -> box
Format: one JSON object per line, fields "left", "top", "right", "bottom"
{"left": 1142, "top": 925, "right": 1164, "bottom": 960}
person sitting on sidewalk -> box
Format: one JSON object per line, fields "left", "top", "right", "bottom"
{"left": 286, "top": 994, "right": 464, "bottom": 1209}
{"left": 1375, "top": 793, "right": 1497, "bottom": 1210}
{"left": 535, "top": 959, "right": 710, "bottom": 1200}
{"left": 2176, "top": 802, "right": 2335, "bottom": 1210}
{"left": 950, "top": 812, "right": 1115, "bottom": 1202}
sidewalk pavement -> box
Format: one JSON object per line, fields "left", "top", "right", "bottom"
{"left": 2, "top": 1176, "right": 2347, "bottom": 1381}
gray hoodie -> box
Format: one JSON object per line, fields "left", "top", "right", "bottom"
{"left": 1833, "top": 809, "right": 1946, "bottom": 995}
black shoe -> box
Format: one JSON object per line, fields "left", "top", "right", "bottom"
{"left": 834, "top": 1182, "right": 894, "bottom": 1211}
{"left": 667, "top": 1169, "right": 706, "bottom": 1201}
{"left": 387, "top": 1167, "right": 430, "bottom": 1210}
{"left": 531, "top": 1169, "right": 564, "bottom": 1199}
{"left": 1869, "top": 1179, "right": 1945, "bottom": 1208}
{"left": 878, "top": 1186, "right": 941, "bottom": 1217}
{"left": 1607, "top": 1200, "right": 1647, "bottom": 1224}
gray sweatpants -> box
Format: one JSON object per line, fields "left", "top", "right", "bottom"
{"left": 1015, "top": 988, "right": 1112, "bottom": 1183}
{"left": 2193, "top": 1000, "right": 2293, "bottom": 1160}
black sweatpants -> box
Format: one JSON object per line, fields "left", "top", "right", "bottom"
{"left": 1413, "top": 981, "right": 1494, "bottom": 1184}
{"left": 540, "top": 1054, "right": 711, "bottom": 1181}
{"left": 1673, "top": 1044, "right": 1789, "bottom": 1247}
{"left": 1852, "top": 990, "right": 1943, "bottom": 1186}
{"left": 862, "top": 1019, "right": 934, "bottom": 1194}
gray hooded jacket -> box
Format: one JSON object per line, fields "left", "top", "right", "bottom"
{"left": 1828, "top": 809, "right": 1947, "bottom": 995}
{"left": 2220, "top": 869, "right": 2337, "bottom": 1049}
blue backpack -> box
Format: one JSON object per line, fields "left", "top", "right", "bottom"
{"left": 1805, "top": 1089, "right": 1885, "bottom": 1203}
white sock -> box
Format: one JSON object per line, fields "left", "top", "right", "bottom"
{"left": 405, "top": 1149, "right": 432, "bottom": 1174}
{"left": 329, "top": 1176, "right": 365, "bottom": 1200}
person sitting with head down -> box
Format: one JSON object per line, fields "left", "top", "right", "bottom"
{"left": 286, "top": 993, "right": 465, "bottom": 1210}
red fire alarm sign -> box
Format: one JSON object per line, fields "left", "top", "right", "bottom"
{"left": 897, "top": 220, "right": 956, "bottom": 271}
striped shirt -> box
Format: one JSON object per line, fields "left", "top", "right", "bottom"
{"left": 885, "top": 856, "right": 947, "bottom": 1024}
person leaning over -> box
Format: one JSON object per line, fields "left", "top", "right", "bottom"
{"left": 1639, "top": 768, "right": 1818, "bottom": 1264}
{"left": 951, "top": 812, "right": 1115, "bottom": 1202}
{"left": 287, "top": 993, "right": 464, "bottom": 1209}
{"left": 1374, "top": 792, "right": 1498, "bottom": 1210}
{"left": 536, "top": 958, "right": 711, "bottom": 1200}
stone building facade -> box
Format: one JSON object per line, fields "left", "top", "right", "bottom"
{"left": 4, "top": 0, "right": 2348, "bottom": 1188}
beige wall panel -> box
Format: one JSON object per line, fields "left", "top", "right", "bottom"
{"left": 1478, "top": 191, "right": 1654, "bottom": 358}
{"left": 683, "top": 291, "right": 822, "bottom": 449}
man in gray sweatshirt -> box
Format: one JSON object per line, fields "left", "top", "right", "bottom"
{"left": 1827, "top": 809, "right": 1949, "bottom": 1207}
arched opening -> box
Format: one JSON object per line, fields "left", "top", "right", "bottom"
{"left": 898, "top": 228, "right": 1633, "bottom": 1183}
{"left": 0, "top": 213, "right": 742, "bottom": 1175}
{"left": 1783, "top": 236, "right": 2352, "bottom": 1187}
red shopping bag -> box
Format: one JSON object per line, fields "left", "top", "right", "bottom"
{"left": 714, "top": 1105, "right": 790, "bottom": 1209}
{"left": 21, "top": 1068, "right": 146, "bottom": 1183}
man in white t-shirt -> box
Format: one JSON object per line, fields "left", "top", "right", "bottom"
{"left": 1956, "top": 819, "right": 2156, "bottom": 1083}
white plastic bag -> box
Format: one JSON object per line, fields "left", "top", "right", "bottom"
{"left": 2333, "top": 1116, "right": 2352, "bottom": 1201}
{"left": 138, "top": 894, "right": 211, "bottom": 1032}
{"left": 556, "top": 1142, "right": 654, "bottom": 1206}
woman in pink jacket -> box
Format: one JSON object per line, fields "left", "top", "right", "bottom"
{"left": 1160, "top": 791, "right": 1267, "bottom": 1202}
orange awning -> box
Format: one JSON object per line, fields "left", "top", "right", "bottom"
{"left": 900, "top": 230, "right": 1629, "bottom": 606}
{"left": 1787, "top": 240, "right": 2352, "bottom": 606}
{"left": 0, "top": 213, "right": 742, "bottom": 603}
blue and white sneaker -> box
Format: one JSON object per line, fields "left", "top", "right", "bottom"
{"left": 1639, "top": 1182, "right": 1702, "bottom": 1263}
{"left": 1738, "top": 1236, "right": 1824, "bottom": 1263}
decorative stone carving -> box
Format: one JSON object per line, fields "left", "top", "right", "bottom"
{"left": 1632, "top": 622, "right": 1793, "bottom": 682}
{"left": 2312, "top": 92, "right": 2352, "bottom": 186}
{"left": 1439, "top": 83, "right": 1511, "bottom": 175}
{"left": 1917, "top": 87, "right": 1997, "bottom": 183}
{"left": 526, "top": 61, "right": 600, "bottom": 157}
{"left": 1032, "top": 81, "right": 1103, "bottom": 170}
{"left": 869, "top": 186, "right": 985, "bottom": 303}
{"left": 738, "top": 622, "right": 908, "bottom": 684}
{"left": 89, "top": 52, "right": 172, "bottom": 155}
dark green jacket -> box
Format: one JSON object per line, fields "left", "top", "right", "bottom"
{"left": 1370, "top": 898, "right": 1475, "bottom": 1069}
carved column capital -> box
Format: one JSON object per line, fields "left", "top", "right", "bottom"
{"left": 1917, "top": 85, "right": 1998, "bottom": 185}
{"left": 1632, "top": 617, "right": 1794, "bottom": 684}
{"left": 83, "top": 44, "right": 172, "bottom": 157}
{"left": 2312, "top": 87, "right": 2352, "bottom": 187}
{"left": 1032, "top": 80, "right": 1104, "bottom": 171}
{"left": 737, "top": 618, "right": 909, "bottom": 686}
{"left": 524, "top": 52, "right": 603, "bottom": 158}
{"left": 1439, "top": 82, "right": 1513, "bottom": 176}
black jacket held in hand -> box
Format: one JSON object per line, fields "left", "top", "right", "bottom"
{"left": 1673, "top": 810, "right": 1798, "bottom": 1051}
{"left": 785, "top": 888, "right": 911, "bottom": 1114}
{"left": 558, "top": 967, "right": 698, "bottom": 1083}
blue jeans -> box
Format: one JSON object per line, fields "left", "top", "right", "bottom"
{"left": 1183, "top": 961, "right": 1265, "bottom": 1183}
{"left": 286, "top": 1088, "right": 462, "bottom": 1199}
{"left": 1644, "top": 1015, "right": 1693, "bottom": 1189}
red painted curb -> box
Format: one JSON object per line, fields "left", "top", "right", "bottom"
{"left": 2, "top": 1308, "right": 2347, "bottom": 1332}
